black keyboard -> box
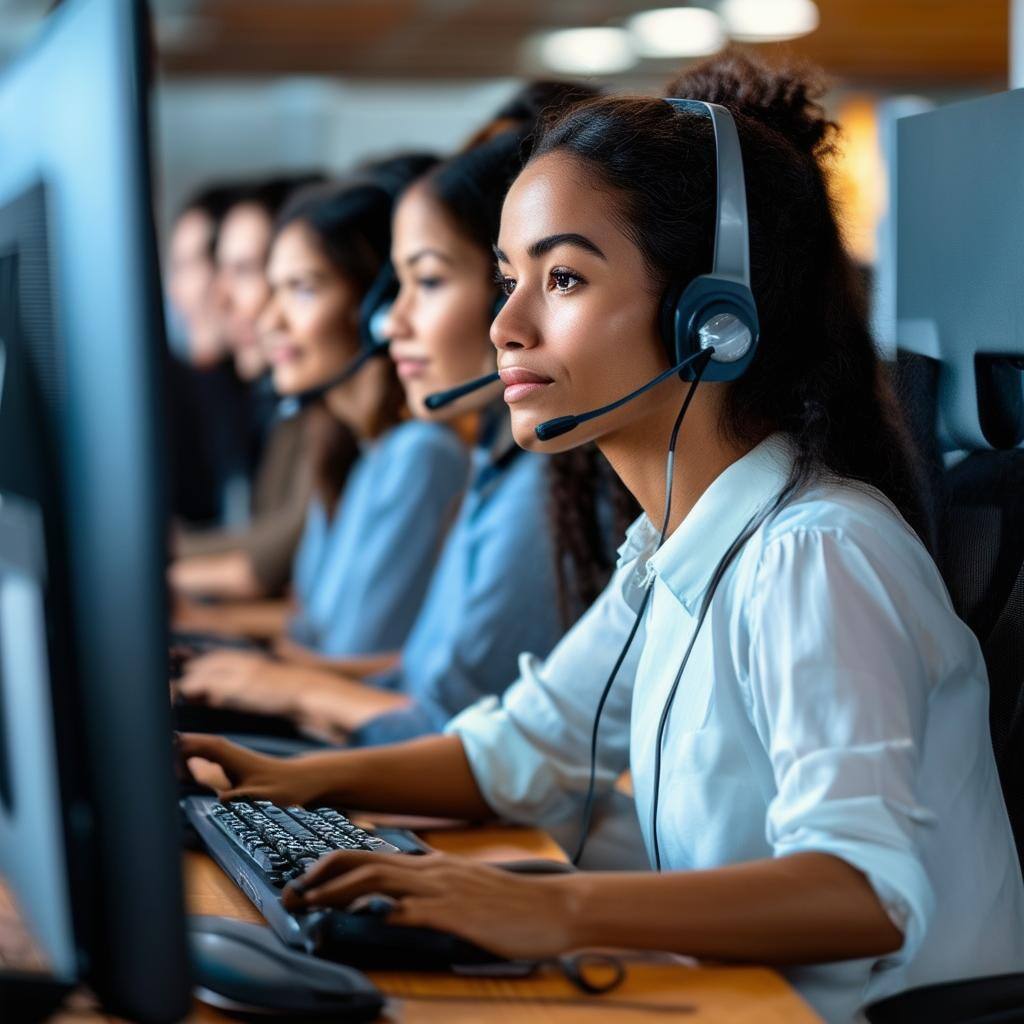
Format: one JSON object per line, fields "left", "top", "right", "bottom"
{"left": 183, "top": 795, "right": 517, "bottom": 973}
{"left": 203, "top": 798, "right": 399, "bottom": 888}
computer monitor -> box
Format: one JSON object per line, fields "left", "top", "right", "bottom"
{"left": 896, "top": 88, "right": 1024, "bottom": 452}
{"left": 0, "top": 1, "right": 190, "bottom": 1021}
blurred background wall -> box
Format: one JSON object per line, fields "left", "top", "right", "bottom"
{"left": 0, "top": 0, "right": 1013, "bottom": 353}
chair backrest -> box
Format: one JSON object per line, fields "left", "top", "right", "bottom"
{"left": 942, "top": 451, "right": 1024, "bottom": 870}
{"left": 894, "top": 350, "right": 1024, "bottom": 871}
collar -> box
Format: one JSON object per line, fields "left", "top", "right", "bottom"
{"left": 625, "top": 434, "right": 794, "bottom": 615}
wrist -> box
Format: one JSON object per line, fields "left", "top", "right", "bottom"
{"left": 558, "top": 873, "right": 601, "bottom": 950}
{"left": 296, "top": 749, "right": 358, "bottom": 807}
{"left": 290, "top": 667, "right": 338, "bottom": 722}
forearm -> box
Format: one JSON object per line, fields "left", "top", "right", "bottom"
{"left": 274, "top": 637, "right": 401, "bottom": 679}
{"left": 169, "top": 550, "right": 265, "bottom": 600}
{"left": 562, "top": 852, "right": 902, "bottom": 964}
{"left": 173, "top": 597, "right": 293, "bottom": 640}
{"left": 294, "top": 733, "right": 495, "bottom": 821}
{"left": 291, "top": 669, "right": 411, "bottom": 738}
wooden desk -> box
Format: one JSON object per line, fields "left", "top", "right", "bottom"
{"left": 4, "top": 824, "right": 821, "bottom": 1023}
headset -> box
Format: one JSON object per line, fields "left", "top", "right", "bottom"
{"left": 566, "top": 99, "right": 768, "bottom": 870}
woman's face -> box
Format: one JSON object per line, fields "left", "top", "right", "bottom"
{"left": 386, "top": 183, "right": 502, "bottom": 420}
{"left": 259, "top": 221, "right": 362, "bottom": 396}
{"left": 492, "top": 151, "right": 677, "bottom": 454}
{"left": 216, "top": 202, "right": 274, "bottom": 381}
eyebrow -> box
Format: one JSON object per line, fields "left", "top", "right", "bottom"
{"left": 493, "top": 233, "right": 607, "bottom": 265}
{"left": 405, "top": 247, "right": 453, "bottom": 267}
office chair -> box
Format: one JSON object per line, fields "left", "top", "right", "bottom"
{"left": 865, "top": 354, "right": 1024, "bottom": 1024}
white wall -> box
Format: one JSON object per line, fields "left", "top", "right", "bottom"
{"left": 154, "top": 76, "right": 520, "bottom": 234}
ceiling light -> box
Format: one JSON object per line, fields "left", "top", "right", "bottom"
{"left": 531, "top": 27, "right": 637, "bottom": 76}
{"left": 719, "top": 0, "right": 819, "bottom": 42}
{"left": 627, "top": 7, "right": 726, "bottom": 58}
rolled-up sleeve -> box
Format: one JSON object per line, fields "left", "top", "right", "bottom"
{"left": 746, "top": 527, "right": 937, "bottom": 963}
{"left": 447, "top": 557, "right": 647, "bottom": 827}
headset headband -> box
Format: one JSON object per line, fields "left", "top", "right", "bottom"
{"left": 663, "top": 99, "right": 751, "bottom": 289}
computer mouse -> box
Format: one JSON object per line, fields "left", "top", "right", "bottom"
{"left": 497, "top": 858, "right": 577, "bottom": 875}
{"left": 188, "top": 914, "right": 383, "bottom": 1021}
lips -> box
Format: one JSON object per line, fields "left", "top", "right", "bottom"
{"left": 499, "top": 365, "right": 553, "bottom": 404}
{"left": 394, "top": 357, "right": 430, "bottom": 381}
{"left": 268, "top": 344, "right": 302, "bottom": 366}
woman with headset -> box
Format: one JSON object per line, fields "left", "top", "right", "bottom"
{"left": 178, "top": 84, "right": 627, "bottom": 744}
{"left": 180, "top": 54, "right": 1024, "bottom": 1021}
{"left": 177, "top": 171, "right": 470, "bottom": 697}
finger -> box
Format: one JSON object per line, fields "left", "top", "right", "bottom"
{"left": 176, "top": 732, "right": 235, "bottom": 761}
{"left": 175, "top": 675, "right": 207, "bottom": 700}
{"left": 292, "top": 849, "right": 388, "bottom": 890}
{"left": 185, "top": 651, "right": 222, "bottom": 670}
{"left": 187, "top": 757, "right": 232, "bottom": 794}
{"left": 300, "top": 864, "right": 439, "bottom": 909}
{"left": 177, "top": 733, "right": 261, "bottom": 780}
{"left": 297, "top": 849, "right": 444, "bottom": 891}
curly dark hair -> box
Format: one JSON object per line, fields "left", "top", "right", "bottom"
{"left": 530, "top": 49, "right": 930, "bottom": 545}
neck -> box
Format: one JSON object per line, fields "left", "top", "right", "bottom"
{"left": 325, "top": 356, "right": 394, "bottom": 440}
{"left": 597, "top": 383, "right": 749, "bottom": 537}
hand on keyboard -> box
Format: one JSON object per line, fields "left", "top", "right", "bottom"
{"left": 281, "top": 848, "right": 580, "bottom": 962}
{"left": 175, "top": 732, "right": 325, "bottom": 806}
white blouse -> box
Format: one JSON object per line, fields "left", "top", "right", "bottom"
{"left": 447, "top": 435, "right": 1024, "bottom": 1023}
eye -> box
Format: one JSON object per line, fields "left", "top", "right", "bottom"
{"left": 494, "top": 269, "right": 516, "bottom": 297}
{"left": 416, "top": 275, "right": 444, "bottom": 290}
{"left": 550, "top": 268, "right": 582, "bottom": 293}
{"left": 291, "top": 280, "right": 318, "bottom": 298}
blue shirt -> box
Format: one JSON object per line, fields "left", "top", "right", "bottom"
{"left": 352, "top": 415, "right": 561, "bottom": 745}
{"left": 290, "top": 419, "right": 468, "bottom": 655}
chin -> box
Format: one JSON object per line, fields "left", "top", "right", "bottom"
{"left": 509, "top": 410, "right": 550, "bottom": 453}
{"left": 397, "top": 385, "right": 430, "bottom": 422}
{"left": 271, "top": 369, "right": 303, "bottom": 396}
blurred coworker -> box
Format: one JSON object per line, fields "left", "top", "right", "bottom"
{"left": 217, "top": 179, "right": 311, "bottom": 384}
{"left": 165, "top": 183, "right": 254, "bottom": 530}
{"left": 171, "top": 174, "right": 324, "bottom": 599}
{"left": 175, "top": 172, "right": 467, "bottom": 691}
{"left": 165, "top": 181, "right": 236, "bottom": 366}
{"left": 176, "top": 84, "right": 620, "bottom": 746}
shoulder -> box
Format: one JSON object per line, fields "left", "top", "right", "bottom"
{"left": 468, "top": 451, "right": 550, "bottom": 543}
{"left": 753, "top": 481, "right": 926, "bottom": 566}
{"left": 734, "top": 479, "right": 952, "bottom": 627}
{"left": 499, "top": 450, "right": 548, "bottom": 501}
{"left": 382, "top": 419, "right": 467, "bottom": 465}
{"left": 372, "top": 420, "right": 469, "bottom": 494}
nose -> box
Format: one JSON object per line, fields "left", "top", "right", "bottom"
{"left": 213, "top": 267, "right": 233, "bottom": 314}
{"left": 256, "top": 291, "right": 284, "bottom": 338}
{"left": 490, "top": 287, "right": 536, "bottom": 352}
{"left": 381, "top": 285, "right": 410, "bottom": 342}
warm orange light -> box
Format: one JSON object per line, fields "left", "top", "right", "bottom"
{"left": 826, "top": 95, "right": 887, "bottom": 265}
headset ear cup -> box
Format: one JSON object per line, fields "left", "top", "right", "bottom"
{"left": 358, "top": 262, "right": 399, "bottom": 350}
{"left": 658, "top": 283, "right": 685, "bottom": 364}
